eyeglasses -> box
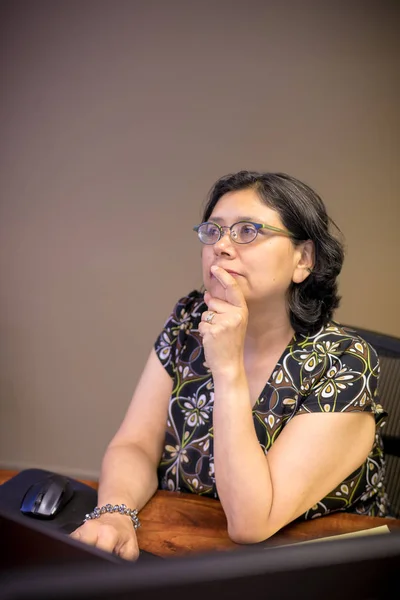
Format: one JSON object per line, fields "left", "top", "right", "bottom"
{"left": 193, "top": 220, "right": 293, "bottom": 245}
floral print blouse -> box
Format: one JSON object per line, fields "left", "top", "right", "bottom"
{"left": 154, "top": 291, "right": 389, "bottom": 519}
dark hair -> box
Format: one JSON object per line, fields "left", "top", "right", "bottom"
{"left": 202, "top": 170, "right": 345, "bottom": 336}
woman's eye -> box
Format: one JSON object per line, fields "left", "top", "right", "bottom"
{"left": 206, "top": 225, "right": 219, "bottom": 237}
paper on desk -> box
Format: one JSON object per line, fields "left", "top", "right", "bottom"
{"left": 294, "top": 525, "right": 390, "bottom": 545}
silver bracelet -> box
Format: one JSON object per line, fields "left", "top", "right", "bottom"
{"left": 83, "top": 503, "right": 141, "bottom": 530}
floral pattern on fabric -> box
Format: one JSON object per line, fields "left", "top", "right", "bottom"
{"left": 154, "top": 291, "right": 389, "bottom": 518}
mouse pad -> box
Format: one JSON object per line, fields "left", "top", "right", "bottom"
{"left": 0, "top": 470, "right": 162, "bottom": 569}
{"left": 0, "top": 468, "right": 98, "bottom": 532}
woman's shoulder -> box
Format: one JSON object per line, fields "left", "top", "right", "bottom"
{"left": 296, "top": 321, "right": 379, "bottom": 361}
{"left": 155, "top": 291, "right": 206, "bottom": 373}
{"left": 172, "top": 289, "right": 206, "bottom": 314}
{"left": 286, "top": 321, "right": 380, "bottom": 392}
{"left": 163, "top": 290, "right": 206, "bottom": 328}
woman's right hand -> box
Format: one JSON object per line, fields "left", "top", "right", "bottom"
{"left": 69, "top": 512, "right": 140, "bottom": 561}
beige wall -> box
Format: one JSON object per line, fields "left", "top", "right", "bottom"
{"left": 0, "top": 0, "right": 399, "bottom": 479}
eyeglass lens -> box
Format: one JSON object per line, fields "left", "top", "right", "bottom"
{"left": 198, "top": 222, "right": 258, "bottom": 244}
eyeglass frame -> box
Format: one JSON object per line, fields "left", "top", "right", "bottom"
{"left": 193, "top": 220, "right": 294, "bottom": 245}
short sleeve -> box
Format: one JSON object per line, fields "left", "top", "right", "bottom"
{"left": 154, "top": 290, "right": 205, "bottom": 379}
{"left": 296, "top": 331, "right": 387, "bottom": 426}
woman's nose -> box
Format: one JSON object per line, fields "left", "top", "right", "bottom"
{"left": 213, "top": 229, "right": 236, "bottom": 255}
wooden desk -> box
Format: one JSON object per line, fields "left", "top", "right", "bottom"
{"left": 1, "top": 469, "right": 399, "bottom": 557}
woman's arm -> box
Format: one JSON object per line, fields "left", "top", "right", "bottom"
{"left": 201, "top": 266, "right": 376, "bottom": 544}
{"left": 71, "top": 348, "right": 172, "bottom": 557}
{"left": 97, "top": 348, "right": 172, "bottom": 510}
{"left": 212, "top": 368, "right": 375, "bottom": 543}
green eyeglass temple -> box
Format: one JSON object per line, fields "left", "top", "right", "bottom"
{"left": 193, "top": 220, "right": 294, "bottom": 244}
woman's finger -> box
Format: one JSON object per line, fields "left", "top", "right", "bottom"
{"left": 210, "top": 265, "right": 247, "bottom": 307}
{"left": 116, "top": 538, "right": 140, "bottom": 561}
{"left": 202, "top": 310, "right": 217, "bottom": 324}
{"left": 204, "top": 296, "right": 239, "bottom": 314}
{"left": 70, "top": 523, "right": 100, "bottom": 546}
{"left": 95, "top": 525, "right": 120, "bottom": 555}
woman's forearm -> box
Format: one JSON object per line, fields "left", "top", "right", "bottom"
{"left": 97, "top": 442, "right": 159, "bottom": 512}
{"left": 213, "top": 369, "right": 274, "bottom": 543}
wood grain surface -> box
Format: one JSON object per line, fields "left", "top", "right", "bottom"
{"left": 2, "top": 469, "right": 399, "bottom": 557}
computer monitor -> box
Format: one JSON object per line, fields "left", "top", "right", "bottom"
{"left": 2, "top": 526, "right": 399, "bottom": 600}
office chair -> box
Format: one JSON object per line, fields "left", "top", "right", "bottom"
{"left": 345, "top": 325, "right": 400, "bottom": 518}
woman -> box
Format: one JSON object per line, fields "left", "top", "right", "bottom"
{"left": 71, "top": 170, "right": 388, "bottom": 560}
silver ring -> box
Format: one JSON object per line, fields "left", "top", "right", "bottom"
{"left": 205, "top": 311, "right": 216, "bottom": 324}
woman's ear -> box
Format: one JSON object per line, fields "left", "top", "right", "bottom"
{"left": 292, "top": 240, "right": 315, "bottom": 284}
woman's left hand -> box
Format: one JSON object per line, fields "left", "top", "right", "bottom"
{"left": 199, "top": 265, "right": 248, "bottom": 376}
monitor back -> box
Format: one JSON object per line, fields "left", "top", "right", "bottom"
{"left": 2, "top": 525, "right": 400, "bottom": 600}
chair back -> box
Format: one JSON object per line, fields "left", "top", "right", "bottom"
{"left": 347, "top": 326, "right": 400, "bottom": 518}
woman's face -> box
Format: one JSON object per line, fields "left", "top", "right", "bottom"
{"left": 201, "top": 188, "right": 309, "bottom": 307}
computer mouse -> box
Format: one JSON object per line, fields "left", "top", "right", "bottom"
{"left": 20, "top": 474, "right": 75, "bottom": 519}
